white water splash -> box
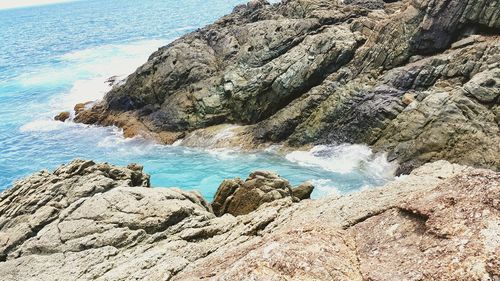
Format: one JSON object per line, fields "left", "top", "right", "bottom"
{"left": 19, "top": 118, "right": 74, "bottom": 132}
{"left": 19, "top": 39, "right": 169, "bottom": 131}
{"left": 18, "top": 39, "right": 167, "bottom": 87}
{"left": 286, "top": 144, "right": 397, "bottom": 179}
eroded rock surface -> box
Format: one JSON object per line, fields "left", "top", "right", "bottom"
{"left": 0, "top": 160, "right": 498, "bottom": 280}
{"left": 74, "top": 0, "right": 500, "bottom": 172}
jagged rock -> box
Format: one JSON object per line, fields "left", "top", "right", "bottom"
{"left": 73, "top": 0, "right": 500, "bottom": 172}
{"left": 0, "top": 160, "right": 498, "bottom": 280}
{"left": 54, "top": 111, "right": 70, "bottom": 122}
{"left": 211, "top": 171, "right": 312, "bottom": 216}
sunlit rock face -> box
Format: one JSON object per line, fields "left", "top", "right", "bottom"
{"left": 75, "top": 0, "right": 500, "bottom": 172}
{"left": 0, "top": 160, "right": 498, "bottom": 280}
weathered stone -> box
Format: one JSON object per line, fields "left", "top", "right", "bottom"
{"left": 292, "top": 181, "right": 314, "bottom": 200}
{"left": 0, "top": 160, "right": 498, "bottom": 280}
{"left": 211, "top": 171, "right": 312, "bottom": 216}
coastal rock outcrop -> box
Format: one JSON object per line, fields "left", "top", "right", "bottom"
{"left": 74, "top": 0, "right": 500, "bottom": 172}
{"left": 0, "top": 160, "right": 498, "bottom": 280}
{"left": 211, "top": 170, "right": 313, "bottom": 216}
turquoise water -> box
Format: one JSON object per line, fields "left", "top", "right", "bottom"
{"left": 0, "top": 0, "right": 395, "bottom": 199}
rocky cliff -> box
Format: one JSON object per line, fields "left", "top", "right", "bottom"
{"left": 73, "top": 0, "right": 500, "bottom": 172}
{"left": 0, "top": 160, "right": 498, "bottom": 280}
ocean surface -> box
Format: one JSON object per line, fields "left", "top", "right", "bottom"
{"left": 0, "top": 0, "right": 396, "bottom": 199}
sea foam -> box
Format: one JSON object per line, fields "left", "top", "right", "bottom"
{"left": 19, "top": 118, "right": 73, "bottom": 132}
{"left": 286, "top": 144, "right": 397, "bottom": 179}
{"left": 19, "top": 39, "right": 168, "bottom": 132}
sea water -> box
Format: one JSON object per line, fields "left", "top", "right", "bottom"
{"left": 0, "top": 0, "right": 396, "bottom": 199}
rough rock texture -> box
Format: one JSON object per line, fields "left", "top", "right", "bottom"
{"left": 74, "top": 0, "right": 500, "bottom": 172}
{"left": 211, "top": 170, "right": 313, "bottom": 216}
{"left": 0, "top": 160, "right": 498, "bottom": 280}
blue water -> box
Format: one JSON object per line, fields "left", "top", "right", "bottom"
{"left": 0, "top": 0, "right": 395, "bottom": 199}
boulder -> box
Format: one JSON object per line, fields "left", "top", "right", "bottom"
{"left": 211, "top": 171, "right": 313, "bottom": 216}
{"left": 292, "top": 181, "right": 314, "bottom": 200}
{"left": 176, "top": 161, "right": 500, "bottom": 280}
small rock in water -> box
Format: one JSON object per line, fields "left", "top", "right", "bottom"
{"left": 54, "top": 111, "right": 70, "bottom": 122}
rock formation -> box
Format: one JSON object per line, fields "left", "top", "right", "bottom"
{"left": 0, "top": 160, "right": 498, "bottom": 280}
{"left": 211, "top": 170, "right": 313, "bottom": 216}
{"left": 73, "top": 0, "right": 500, "bottom": 172}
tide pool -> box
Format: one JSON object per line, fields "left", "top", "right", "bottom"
{"left": 0, "top": 0, "right": 396, "bottom": 199}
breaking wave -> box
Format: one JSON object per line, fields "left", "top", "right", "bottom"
{"left": 286, "top": 144, "right": 397, "bottom": 180}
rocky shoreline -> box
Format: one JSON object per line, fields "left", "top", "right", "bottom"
{"left": 69, "top": 0, "right": 499, "bottom": 173}
{"left": 17, "top": 0, "right": 498, "bottom": 279}
{"left": 0, "top": 159, "right": 498, "bottom": 280}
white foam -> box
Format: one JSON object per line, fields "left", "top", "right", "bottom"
{"left": 17, "top": 39, "right": 168, "bottom": 87}
{"left": 19, "top": 118, "right": 75, "bottom": 132}
{"left": 20, "top": 39, "right": 169, "bottom": 130}
{"left": 286, "top": 144, "right": 397, "bottom": 179}
{"left": 49, "top": 77, "right": 111, "bottom": 111}
{"left": 263, "top": 144, "right": 283, "bottom": 153}
{"left": 206, "top": 148, "right": 243, "bottom": 160}
{"left": 309, "top": 178, "right": 341, "bottom": 198}
{"left": 171, "top": 139, "right": 183, "bottom": 147}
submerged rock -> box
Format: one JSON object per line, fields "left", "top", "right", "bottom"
{"left": 73, "top": 0, "right": 500, "bottom": 172}
{"left": 0, "top": 160, "right": 498, "bottom": 280}
{"left": 211, "top": 171, "right": 313, "bottom": 216}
